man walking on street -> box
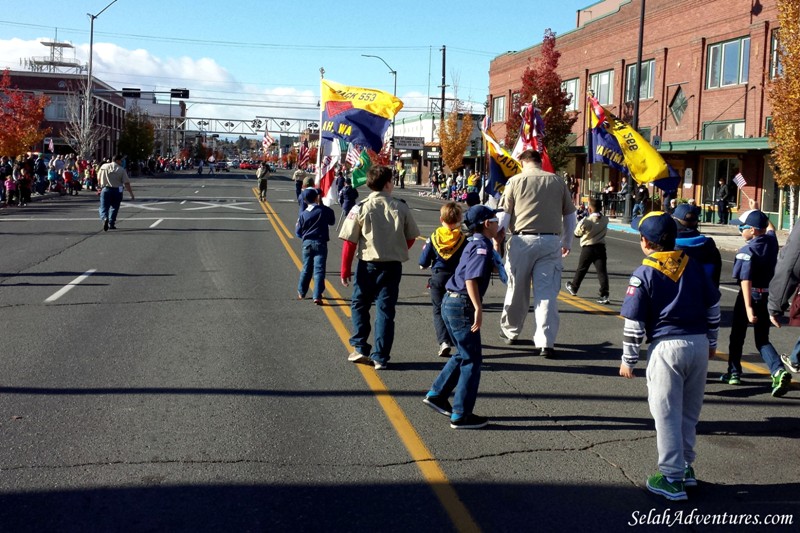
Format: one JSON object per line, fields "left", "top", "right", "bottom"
{"left": 498, "top": 150, "right": 576, "bottom": 357}
{"left": 98, "top": 154, "right": 135, "bottom": 231}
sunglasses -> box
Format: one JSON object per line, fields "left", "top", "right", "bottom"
{"left": 738, "top": 225, "right": 753, "bottom": 232}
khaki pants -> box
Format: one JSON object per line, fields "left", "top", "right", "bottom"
{"left": 500, "top": 234, "right": 562, "bottom": 348}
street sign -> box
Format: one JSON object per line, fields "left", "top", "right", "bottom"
{"left": 122, "top": 88, "right": 141, "bottom": 98}
{"left": 394, "top": 136, "right": 424, "bottom": 150}
{"left": 170, "top": 88, "right": 190, "bottom": 99}
{"left": 652, "top": 135, "right": 662, "bottom": 149}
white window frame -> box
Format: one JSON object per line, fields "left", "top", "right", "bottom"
{"left": 561, "top": 78, "right": 580, "bottom": 111}
{"left": 44, "top": 94, "right": 69, "bottom": 121}
{"left": 492, "top": 95, "right": 506, "bottom": 123}
{"left": 590, "top": 70, "right": 614, "bottom": 105}
{"left": 707, "top": 37, "right": 750, "bottom": 88}
{"left": 625, "top": 60, "right": 655, "bottom": 102}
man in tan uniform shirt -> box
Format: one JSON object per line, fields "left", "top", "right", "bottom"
{"left": 339, "top": 165, "right": 420, "bottom": 370}
{"left": 97, "top": 154, "right": 135, "bottom": 231}
{"left": 498, "top": 150, "right": 576, "bottom": 357}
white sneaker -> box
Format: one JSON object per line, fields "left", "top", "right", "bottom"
{"left": 781, "top": 353, "right": 800, "bottom": 373}
{"left": 437, "top": 342, "right": 451, "bottom": 357}
{"left": 373, "top": 360, "right": 386, "bottom": 370}
{"left": 347, "top": 351, "right": 370, "bottom": 364}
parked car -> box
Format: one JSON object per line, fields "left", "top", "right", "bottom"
{"left": 215, "top": 161, "right": 227, "bottom": 171}
{"left": 227, "top": 160, "right": 240, "bottom": 169}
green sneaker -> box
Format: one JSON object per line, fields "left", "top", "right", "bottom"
{"left": 646, "top": 473, "right": 688, "bottom": 501}
{"left": 771, "top": 369, "right": 792, "bottom": 398}
{"left": 720, "top": 372, "right": 741, "bottom": 385}
{"left": 684, "top": 465, "right": 697, "bottom": 487}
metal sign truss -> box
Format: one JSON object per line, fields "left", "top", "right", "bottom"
{"left": 175, "top": 116, "right": 321, "bottom": 136}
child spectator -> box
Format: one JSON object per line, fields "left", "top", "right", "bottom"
{"left": 723, "top": 210, "right": 792, "bottom": 396}
{"left": 620, "top": 211, "right": 720, "bottom": 501}
{"left": 339, "top": 166, "right": 420, "bottom": 370}
{"left": 565, "top": 198, "right": 610, "bottom": 304}
{"left": 423, "top": 205, "right": 504, "bottom": 429}
{"left": 296, "top": 188, "right": 336, "bottom": 305}
{"left": 4, "top": 175, "right": 17, "bottom": 206}
{"left": 419, "top": 202, "right": 468, "bottom": 357}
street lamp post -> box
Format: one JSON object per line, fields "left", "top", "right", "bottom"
{"left": 362, "top": 54, "right": 397, "bottom": 168}
{"left": 85, "top": 0, "right": 120, "bottom": 159}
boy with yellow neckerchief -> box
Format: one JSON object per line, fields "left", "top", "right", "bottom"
{"left": 619, "top": 212, "right": 720, "bottom": 502}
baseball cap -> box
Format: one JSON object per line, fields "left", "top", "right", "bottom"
{"left": 632, "top": 211, "right": 677, "bottom": 248}
{"left": 464, "top": 205, "right": 499, "bottom": 231}
{"left": 732, "top": 209, "right": 769, "bottom": 230}
{"left": 301, "top": 187, "right": 319, "bottom": 204}
{"left": 672, "top": 204, "right": 701, "bottom": 227}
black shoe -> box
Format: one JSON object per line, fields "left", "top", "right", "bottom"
{"left": 540, "top": 347, "right": 556, "bottom": 358}
{"left": 422, "top": 395, "right": 452, "bottom": 416}
{"left": 596, "top": 295, "right": 610, "bottom": 305}
{"left": 103, "top": 219, "right": 108, "bottom": 231}
{"left": 499, "top": 331, "right": 517, "bottom": 345}
{"left": 450, "top": 413, "right": 489, "bottom": 429}
{"left": 109, "top": 224, "right": 116, "bottom": 230}
{"left": 565, "top": 281, "right": 578, "bottom": 296}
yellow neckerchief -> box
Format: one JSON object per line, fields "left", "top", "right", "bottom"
{"left": 642, "top": 250, "right": 688, "bottom": 282}
{"left": 432, "top": 226, "right": 466, "bottom": 260}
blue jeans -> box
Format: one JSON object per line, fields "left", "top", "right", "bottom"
{"left": 429, "top": 294, "right": 482, "bottom": 419}
{"left": 429, "top": 269, "right": 454, "bottom": 346}
{"left": 633, "top": 202, "right": 645, "bottom": 217}
{"left": 298, "top": 240, "right": 327, "bottom": 299}
{"left": 350, "top": 260, "right": 402, "bottom": 366}
{"left": 99, "top": 187, "right": 123, "bottom": 224}
{"left": 787, "top": 337, "right": 800, "bottom": 366}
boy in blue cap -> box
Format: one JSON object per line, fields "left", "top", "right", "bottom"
{"left": 723, "top": 209, "right": 791, "bottom": 396}
{"left": 296, "top": 187, "right": 336, "bottom": 305}
{"left": 620, "top": 211, "right": 720, "bottom": 501}
{"left": 423, "top": 205, "right": 504, "bottom": 429}
{"left": 672, "top": 203, "right": 722, "bottom": 287}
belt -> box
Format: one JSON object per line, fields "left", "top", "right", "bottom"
{"left": 447, "top": 292, "right": 467, "bottom": 298}
{"left": 752, "top": 288, "right": 769, "bottom": 293}
{"left": 512, "top": 231, "right": 559, "bottom": 236}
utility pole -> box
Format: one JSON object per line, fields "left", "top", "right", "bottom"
{"left": 623, "top": 0, "right": 646, "bottom": 224}
{"left": 439, "top": 45, "right": 446, "bottom": 142}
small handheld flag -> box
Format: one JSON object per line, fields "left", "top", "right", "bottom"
{"left": 733, "top": 173, "right": 747, "bottom": 189}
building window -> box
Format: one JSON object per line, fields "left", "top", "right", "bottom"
{"left": 771, "top": 30, "right": 783, "bottom": 79}
{"left": 590, "top": 70, "right": 614, "bottom": 105}
{"left": 701, "top": 157, "right": 740, "bottom": 205}
{"left": 766, "top": 116, "right": 774, "bottom": 135}
{"left": 44, "top": 94, "right": 68, "bottom": 121}
{"left": 703, "top": 121, "right": 745, "bottom": 140}
{"left": 707, "top": 37, "right": 750, "bottom": 88}
{"left": 561, "top": 78, "right": 580, "bottom": 111}
{"left": 670, "top": 87, "right": 688, "bottom": 124}
{"left": 492, "top": 95, "right": 506, "bottom": 123}
{"left": 625, "top": 60, "right": 655, "bottom": 102}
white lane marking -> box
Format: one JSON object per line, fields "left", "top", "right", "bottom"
{"left": 413, "top": 208, "right": 423, "bottom": 212}
{"left": 150, "top": 219, "right": 163, "bottom": 228}
{"left": 183, "top": 201, "right": 253, "bottom": 211}
{"left": 181, "top": 200, "right": 187, "bottom": 204}
{"left": 720, "top": 286, "right": 739, "bottom": 293}
{"left": 45, "top": 269, "right": 97, "bottom": 303}
{"left": 194, "top": 191, "right": 199, "bottom": 194}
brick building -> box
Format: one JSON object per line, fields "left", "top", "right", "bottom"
{"left": 489, "top": 0, "right": 789, "bottom": 226}
{"left": 6, "top": 70, "right": 125, "bottom": 161}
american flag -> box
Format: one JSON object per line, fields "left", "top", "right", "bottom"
{"left": 297, "top": 139, "right": 309, "bottom": 169}
{"left": 345, "top": 144, "right": 361, "bottom": 167}
{"left": 481, "top": 115, "right": 492, "bottom": 133}
{"left": 262, "top": 130, "right": 275, "bottom": 151}
{"left": 733, "top": 173, "right": 747, "bottom": 189}
{"left": 48, "top": 138, "right": 54, "bottom": 152}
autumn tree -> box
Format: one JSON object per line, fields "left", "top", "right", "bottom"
{"left": 439, "top": 95, "right": 475, "bottom": 174}
{"left": 0, "top": 69, "right": 51, "bottom": 158}
{"left": 504, "top": 29, "right": 577, "bottom": 172}
{"left": 118, "top": 106, "right": 154, "bottom": 166}
{"left": 768, "top": 0, "right": 800, "bottom": 223}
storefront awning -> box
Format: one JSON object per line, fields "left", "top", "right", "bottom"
{"left": 658, "top": 137, "right": 770, "bottom": 153}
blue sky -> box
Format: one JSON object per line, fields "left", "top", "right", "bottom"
{"left": 0, "top": 0, "right": 593, "bottom": 129}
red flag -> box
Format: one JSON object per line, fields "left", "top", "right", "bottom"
{"left": 297, "top": 139, "right": 309, "bottom": 169}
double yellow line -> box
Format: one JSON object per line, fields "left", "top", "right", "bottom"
{"left": 254, "top": 191, "right": 481, "bottom": 533}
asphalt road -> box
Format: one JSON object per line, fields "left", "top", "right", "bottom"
{"left": 0, "top": 170, "right": 798, "bottom": 532}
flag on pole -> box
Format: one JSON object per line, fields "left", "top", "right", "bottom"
{"left": 48, "top": 137, "right": 54, "bottom": 153}
{"left": 481, "top": 128, "right": 521, "bottom": 199}
{"left": 297, "top": 139, "right": 310, "bottom": 169}
{"left": 316, "top": 138, "right": 341, "bottom": 206}
{"left": 510, "top": 101, "right": 554, "bottom": 172}
{"left": 733, "top": 173, "right": 747, "bottom": 189}
{"left": 351, "top": 149, "right": 372, "bottom": 188}
{"left": 320, "top": 79, "right": 403, "bottom": 153}
{"left": 481, "top": 115, "right": 492, "bottom": 133}
{"left": 262, "top": 130, "right": 275, "bottom": 151}
{"left": 345, "top": 143, "right": 361, "bottom": 167}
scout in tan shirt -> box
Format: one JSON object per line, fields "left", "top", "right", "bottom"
{"left": 565, "top": 198, "right": 610, "bottom": 304}
{"left": 97, "top": 155, "right": 134, "bottom": 231}
{"left": 339, "top": 165, "right": 420, "bottom": 370}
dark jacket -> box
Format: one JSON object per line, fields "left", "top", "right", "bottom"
{"left": 296, "top": 203, "right": 336, "bottom": 242}
{"left": 675, "top": 230, "right": 722, "bottom": 287}
{"left": 635, "top": 184, "right": 649, "bottom": 203}
{"left": 338, "top": 185, "right": 359, "bottom": 214}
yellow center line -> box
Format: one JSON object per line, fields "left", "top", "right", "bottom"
{"left": 255, "top": 190, "right": 481, "bottom": 533}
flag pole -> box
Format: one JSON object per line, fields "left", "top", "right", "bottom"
{"left": 315, "top": 67, "right": 325, "bottom": 182}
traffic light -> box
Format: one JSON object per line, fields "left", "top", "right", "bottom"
{"left": 122, "top": 88, "right": 141, "bottom": 98}
{"left": 170, "top": 88, "right": 190, "bottom": 99}
{"left": 389, "top": 137, "right": 395, "bottom": 149}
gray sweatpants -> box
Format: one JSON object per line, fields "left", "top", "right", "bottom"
{"left": 646, "top": 334, "right": 709, "bottom": 479}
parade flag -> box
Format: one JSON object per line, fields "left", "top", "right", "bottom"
{"left": 481, "top": 129, "right": 521, "bottom": 198}
{"left": 733, "top": 172, "right": 747, "bottom": 189}
{"left": 48, "top": 137, "right": 54, "bottom": 152}
{"left": 588, "top": 95, "right": 674, "bottom": 189}
{"left": 481, "top": 115, "right": 492, "bottom": 133}
{"left": 262, "top": 130, "right": 275, "bottom": 150}
{"left": 320, "top": 79, "right": 403, "bottom": 153}
{"left": 316, "top": 138, "right": 341, "bottom": 205}
{"left": 345, "top": 143, "right": 361, "bottom": 167}
{"left": 510, "top": 101, "right": 554, "bottom": 172}
{"left": 297, "top": 139, "right": 309, "bottom": 169}
{"left": 351, "top": 149, "right": 372, "bottom": 188}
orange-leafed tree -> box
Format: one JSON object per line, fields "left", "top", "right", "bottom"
{"left": 440, "top": 100, "right": 474, "bottom": 174}
{"left": 0, "top": 69, "right": 51, "bottom": 157}
{"left": 768, "top": 0, "right": 800, "bottom": 225}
